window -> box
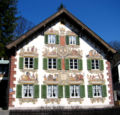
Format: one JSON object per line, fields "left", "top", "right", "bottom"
{"left": 48, "top": 58, "right": 57, "bottom": 69}
{"left": 24, "top": 57, "right": 34, "bottom": 69}
{"left": 92, "top": 85, "right": 102, "bottom": 97}
{"left": 70, "top": 59, "right": 78, "bottom": 69}
{"left": 69, "top": 36, "right": 76, "bottom": 45}
{"left": 48, "top": 35, "right": 56, "bottom": 44}
{"left": 47, "top": 85, "right": 58, "bottom": 98}
{"left": 70, "top": 85, "right": 80, "bottom": 98}
{"left": 22, "top": 84, "right": 33, "bottom": 98}
{"left": 92, "top": 59, "right": 99, "bottom": 69}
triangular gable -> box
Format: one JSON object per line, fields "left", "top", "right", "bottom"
{"left": 6, "top": 8, "right": 116, "bottom": 54}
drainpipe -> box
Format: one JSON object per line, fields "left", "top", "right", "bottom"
{"left": 118, "top": 64, "right": 120, "bottom": 83}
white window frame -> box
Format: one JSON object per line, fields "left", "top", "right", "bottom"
{"left": 91, "top": 59, "right": 100, "bottom": 70}
{"left": 47, "top": 85, "right": 58, "bottom": 98}
{"left": 69, "top": 36, "right": 76, "bottom": 45}
{"left": 48, "top": 58, "right": 57, "bottom": 69}
{"left": 48, "top": 35, "right": 56, "bottom": 44}
{"left": 24, "top": 57, "right": 34, "bottom": 69}
{"left": 22, "top": 84, "right": 34, "bottom": 98}
{"left": 69, "top": 59, "right": 78, "bottom": 70}
{"left": 70, "top": 85, "right": 80, "bottom": 98}
{"left": 92, "top": 85, "right": 102, "bottom": 97}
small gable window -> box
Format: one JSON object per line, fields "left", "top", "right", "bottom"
{"left": 48, "top": 35, "right": 56, "bottom": 44}
{"left": 69, "top": 36, "right": 76, "bottom": 45}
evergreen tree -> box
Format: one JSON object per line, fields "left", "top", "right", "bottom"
{"left": 0, "top": 0, "right": 18, "bottom": 58}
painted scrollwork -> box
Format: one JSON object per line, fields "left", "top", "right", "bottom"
{"left": 19, "top": 98, "right": 37, "bottom": 104}
{"left": 44, "top": 28, "right": 59, "bottom": 35}
{"left": 19, "top": 46, "right": 38, "bottom": 57}
{"left": 87, "top": 50, "right": 102, "bottom": 59}
{"left": 87, "top": 74, "right": 105, "bottom": 84}
{"left": 90, "top": 98, "right": 105, "bottom": 103}
{"left": 44, "top": 98, "right": 61, "bottom": 104}
{"left": 19, "top": 72, "right": 38, "bottom": 84}
{"left": 67, "top": 98, "right": 84, "bottom": 104}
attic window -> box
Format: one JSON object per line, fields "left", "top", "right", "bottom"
{"left": 69, "top": 36, "right": 76, "bottom": 45}
{"left": 48, "top": 35, "right": 56, "bottom": 44}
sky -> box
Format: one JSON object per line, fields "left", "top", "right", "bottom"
{"left": 17, "top": 0, "right": 120, "bottom": 43}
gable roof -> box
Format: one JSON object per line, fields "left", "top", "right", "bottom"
{"left": 6, "top": 8, "right": 116, "bottom": 53}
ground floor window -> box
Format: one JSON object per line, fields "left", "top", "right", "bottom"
{"left": 70, "top": 85, "right": 80, "bottom": 98}
{"left": 22, "top": 84, "right": 33, "bottom": 98}
{"left": 47, "top": 85, "right": 58, "bottom": 98}
{"left": 92, "top": 85, "right": 102, "bottom": 97}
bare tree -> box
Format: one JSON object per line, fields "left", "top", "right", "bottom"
{"left": 14, "top": 16, "right": 34, "bottom": 39}
{"left": 109, "top": 41, "right": 120, "bottom": 52}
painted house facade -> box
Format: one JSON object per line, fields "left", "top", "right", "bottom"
{"left": 7, "top": 8, "right": 116, "bottom": 109}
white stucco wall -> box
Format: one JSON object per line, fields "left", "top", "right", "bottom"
{"left": 10, "top": 22, "right": 113, "bottom": 109}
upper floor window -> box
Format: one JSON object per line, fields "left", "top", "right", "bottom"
{"left": 92, "top": 85, "right": 102, "bottom": 97}
{"left": 70, "top": 85, "right": 80, "bottom": 98}
{"left": 47, "top": 85, "right": 58, "bottom": 98}
{"left": 91, "top": 59, "right": 99, "bottom": 69}
{"left": 48, "top": 35, "right": 56, "bottom": 44}
{"left": 22, "top": 84, "right": 33, "bottom": 98}
{"left": 24, "top": 57, "right": 34, "bottom": 69}
{"left": 70, "top": 59, "right": 78, "bottom": 70}
{"left": 48, "top": 58, "right": 57, "bottom": 69}
{"left": 69, "top": 36, "right": 76, "bottom": 45}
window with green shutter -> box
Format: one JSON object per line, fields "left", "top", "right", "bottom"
{"left": 65, "top": 59, "right": 69, "bottom": 70}
{"left": 45, "top": 34, "right": 48, "bottom": 44}
{"left": 34, "top": 85, "right": 39, "bottom": 98}
{"left": 102, "top": 85, "right": 107, "bottom": 97}
{"left": 87, "top": 59, "right": 92, "bottom": 70}
{"left": 41, "top": 85, "right": 47, "bottom": 98}
{"left": 43, "top": 58, "right": 47, "bottom": 70}
{"left": 78, "top": 59, "right": 83, "bottom": 70}
{"left": 16, "top": 84, "right": 22, "bottom": 98}
{"left": 80, "top": 85, "right": 85, "bottom": 98}
{"left": 34, "top": 58, "right": 38, "bottom": 69}
{"left": 19, "top": 57, "right": 23, "bottom": 69}
{"left": 65, "top": 85, "right": 70, "bottom": 98}
{"left": 88, "top": 85, "right": 93, "bottom": 98}
{"left": 76, "top": 36, "right": 80, "bottom": 45}
{"left": 57, "top": 59, "right": 61, "bottom": 70}
{"left": 100, "top": 60, "right": 104, "bottom": 71}
{"left": 56, "top": 35, "right": 59, "bottom": 44}
{"left": 66, "top": 35, "right": 69, "bottom": 45}
{"left": 58, "top": 85, "right": 63, "bottom": 98}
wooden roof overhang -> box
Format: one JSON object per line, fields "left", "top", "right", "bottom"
{"left": 6, "top": 8, "right": 116, "bottom": 56}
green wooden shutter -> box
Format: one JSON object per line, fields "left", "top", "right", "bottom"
{"left": 43, "top": 58, "right": 47, "bottom": 70}
{"left": 65, "top": 85, "right": 70, "bottom": 98}
{"left": 65, "top": 59, "right": 69, "bottom": 70}
{"left": 66, "top": 35, "right": 69, "bottom": 45}
{"left": 88, "top": 85, "right": 93, "bottom": 98}
{"left": 16, "top": 84, "right": 22, "bottom": 98}
{"left": 56, "top": 35, "right": 59, "bottom": 44}
{"left": 76, "top": 36, "right": 80, "bottom": 45}
{"left": 102, "top": 85, "right": 107, "bottom": 97}
{"left": 34, "top": 58, "right": 38, "bottom": 69}
{"left": 41, "top": 85, "right": 47, "bottom": 98}
{"left": 34, "top": 85, "right": 39, "bottom": 98}
{"left": 100, "top": 60, "right": 104, "bottom": 71}
{"left": 45, "top": 35, "right": 48, "bottom": 44}
{"left": 19, "top": 57, "right": 23, "bottom": 69}
{"left": 58, "top": 85, "right": 63, "bottom": 98}
{"left": 57, "top": 59, "right": 61, "bottom": 70}
{"left": 80, "top": 85, "right": 85, "bottom": 98}
{"left": 78, "top": 59, "right": 83, "bottom": 70}
{"left": 87, "top": 59, "right": 92, "bottom": 70}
